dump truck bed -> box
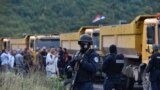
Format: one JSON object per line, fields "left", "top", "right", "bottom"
{"left": 100, "top": 15, "right": 155, "bottom": 59}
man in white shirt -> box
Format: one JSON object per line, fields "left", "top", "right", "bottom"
{"left": 46, "top": 48, "right": 59, "bottom": 77}
{"left": 8, "top": 50, "right": 16, "bottom": 70}
{"left": 1, "top": 49, "right": 10, "bottom": 72}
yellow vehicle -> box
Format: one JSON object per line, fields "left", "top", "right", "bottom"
{"left": 100, "top": 15, "right": 157, "bottom": 64}
{"left": 0, "top": 38, "right": 5, "bottom": 51}
{"left": 3, "top": 36, "right": 29, "bottom": 51}
{"left": 4, "top": 34, "right": 60, "bottom": 50}
{"left": 2, "top": 34, "right": 60, "bottom": 61}
{"left": 2, "top": 38, "right": 11, "bottom": 50}
{"left": 100, "top": 14, "right": 160, "bottom": 87}
{"left": 29, "top": 34, "right": 60, "bottom": 51}
{"left": 28, "top": 34, "right": 60, "bottom": 62}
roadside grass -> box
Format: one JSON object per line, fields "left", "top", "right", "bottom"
{"left": 0, "top": 72, "right": 64, "bottom": 90}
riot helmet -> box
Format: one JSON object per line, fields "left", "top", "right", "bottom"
{"left": 78, "top": 34, "right": 92, "bottom": 52}
{"left": 78, "top": 34, "right": 92, "bottom": 44}
{"left": 109, "top": 44, "right": 117, "bottom": 54}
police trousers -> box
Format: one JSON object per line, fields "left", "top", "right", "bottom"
{"left": 103, "top": 75, "right": 125, "bottom": 90}
{"left": 73, "top": 82, "right": 93, "bottom": 90}
{"left": 150, "top": 70, "right": 160, "bottom": 90}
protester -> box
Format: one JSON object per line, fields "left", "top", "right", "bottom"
{"left": 15, "top": 49, "right": 25, "bottom": 75}
{"left": 36, "top": 49, "right": 42, "bottom": 71}
{"left": 46, "top": 48, "right": 59, "bottom": 77}
{"left": 8, "top": 50, "right": 16, "bottom": 70}
{"left": 1, "top": 49, "right": 10, "bottom": 72}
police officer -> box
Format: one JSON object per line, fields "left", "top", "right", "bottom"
{"left": 102, "top": 44, "right": 125, "bottom": 90}
{"left": 67, "top": 34, "right": 99, "bottom": 90}
{"left": 146, "top": 44, "right": 160, "bottom": 90}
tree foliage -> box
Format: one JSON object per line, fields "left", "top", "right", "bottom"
{"left": 0, "top": 0, "right": 159, "bottom": 37}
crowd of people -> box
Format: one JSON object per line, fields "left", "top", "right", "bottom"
{"left": 0, "top": 46, "right": 72, "bottom": 78}
{"left": 0, "top": 48, "right": 32, "bottom": 75}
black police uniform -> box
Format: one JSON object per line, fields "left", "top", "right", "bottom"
{"left": 67, "top": 34, "right": 99, "bottom": 90}
{"left": 102, "top": 45, "right": 125, "bottom": 90}
{"left": 73, "top": 49, "right": 98, "bottom": 90}
{"left": 146, "top": 52, "right": 160, "bottom": 90}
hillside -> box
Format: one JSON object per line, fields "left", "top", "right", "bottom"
{"left": 0, "top": 0, "right": 159, "bottom": 37}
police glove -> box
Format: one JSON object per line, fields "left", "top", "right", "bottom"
{"left": 74, "top": 55, "right": 82, "bottom": 62}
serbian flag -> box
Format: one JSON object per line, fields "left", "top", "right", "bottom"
{"left": 92, "top": 15, "right": 105, "bottom": 23}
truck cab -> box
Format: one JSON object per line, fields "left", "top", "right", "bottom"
{"left": 3, "top": 38, "right": 10, "bottom": 51}
{"left": 142, "top": 17, "right": 160, "bottom": 64}
{"left": 28, "top": 34, "right": 60, "bottom": 62}
{"left": 29, "top": 35, "right": 60, "bottom": 51}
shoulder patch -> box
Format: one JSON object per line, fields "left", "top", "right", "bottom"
{"left": 94, "top": 57, "right": 99, "bottom": 63}
{"left": 156, "top": 56, "right": 160, "bottom": 59}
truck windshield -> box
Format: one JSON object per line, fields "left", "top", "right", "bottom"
{"left": 92, "top": 32, "right": 99, "bottom": 49}
{"left": 36, "top": 39, "right": 60, "bottom": 49}
{"left": 147, "top": 25, "right": 155, "bottom": 44}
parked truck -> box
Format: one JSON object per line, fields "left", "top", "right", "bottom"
{"left": 1, "top": 34, "right": 60, "bottom": 61}
{"left": 29, "top": 34, "right": 60, "bottom": 51}
{"left": 100, "top": 14, "right": 159, "bottom": 88}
